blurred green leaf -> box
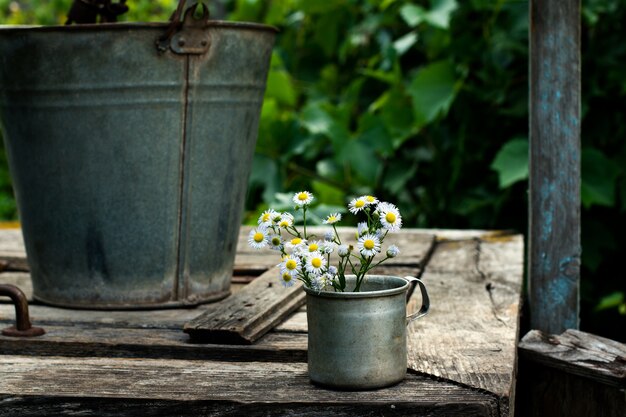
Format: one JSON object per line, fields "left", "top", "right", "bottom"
{"left": 595, "top": 292, "right": 625, "bottom": 313}
{"left": 581, "top": 148, "right": 621, "bottom": 208}
{"left": 400, "top": 0, "right": 458, "bottom": 29}
{"left": 490, "top": 138, "right": 529, "bottom": 188}
{"left": 265, "top": 53, "right": 298, "bottom": 107}
{"left": 407, "top": 60, "right": 458, "bottom": 127}
{"left": 400, "top": 4, "right": 427, "bottom": 27}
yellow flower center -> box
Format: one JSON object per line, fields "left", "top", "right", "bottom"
{"left": 328, "top": 216, "right": 336, "bottom": 222}
{"left": 366, "top": 196, "right": 375, "bottom": 203}
{"left": 364, "top": 239, "right": 375, "bottom": 250}
{"left": 285, "top": 259, "right": 297, "bottom": 270}
{"left": 253, "top": 232, "right": 264, "bottom": 243}
{"left": 311, "top": 258, "right": 322, "bottom": 268}
{"left": 291, "top": 238, "right": 302, "bottom": 245}
{"left": 279, "top": 220, "right": 289, "bottom": 227}
{"left": 385, "top": 212, "right": 397, "bottom": 223}
{"left": 282, "top": 272, "right": 292, "bottom": 282}
{"left": 309, "top": 243, "right": 319, "bottom": 252}
{"left": 261, "top": 213, "right": 271, "bottom": 222}
{"left": 355, "top": 200, "right": 365, "bottom": 208}
{"left": 297, "top": 192, "right": 309, "bottom": 201}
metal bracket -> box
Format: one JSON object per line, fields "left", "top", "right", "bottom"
{"left": 157, "top": 1, "right": 211, "bottom": 55}
{"left": 0, "top": 284, "right": 45, "bottom": 337}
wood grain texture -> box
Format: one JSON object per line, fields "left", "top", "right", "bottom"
{"left": 407, "top": 235, "right": 524, "bottom": 416}
{"left": 0, "top": 355, "right": 499, "bottom": 417}
{"left": 518, "top": 329, "right": 626, "bottom": 417}
{"left": 0, "top": 228, "right": 29, "bottom": 271}
{"left": 519, "top": 329, "right": 626, "bottom": 388}
{"left": 183, "top": 267, "right": 306, "bottom": 344}
{"left": 529, "top": 0, "right": 582, "bottom": 333}
{"left": 0, "top": 325, "right": 307, "bottom": 362}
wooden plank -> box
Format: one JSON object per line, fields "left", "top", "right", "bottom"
{"left": 0, "top": 325, "right": 307, "bottom": 362}
{"left": 529, "top": 0, "right": 581, "bottom": 333}
{"left": 0, "top": 355, "right": 499, "bottom": 417}
{"left": 517, "top": 329, "right": 625, "bottom": 417}
{"left": 519, "top": 329, "right": 626, "bottom": 388}
{"left": 407, "top": 235, "right": 523, "bottom": 416}
{"left": 183, "top": 267, "right": 306, "bottom": 344}
{"left": 0, "top": 228, "right": 28, "bottom": 271}
{"left": 0, "top": 272, "right": 31, "bottom": 302}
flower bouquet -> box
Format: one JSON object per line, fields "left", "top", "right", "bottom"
{"left": 247, "top": 191, "right": 403, "bottom": 292}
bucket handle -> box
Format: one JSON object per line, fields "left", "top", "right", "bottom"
{"left": 404, "top": 276, "right": 430, "bottom": 324}
{"left": 157, "top": 0, "right": 211, "bottom": 55}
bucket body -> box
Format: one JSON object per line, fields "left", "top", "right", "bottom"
{"left": 305, "top": 276, "right": 415, "bottom": 390}
{"left": 0, "top": 22, "right": 275, "bottom": 308}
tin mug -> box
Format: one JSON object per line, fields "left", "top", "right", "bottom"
{"left": 304, "top": 275, "right": 430, "bottom": 390}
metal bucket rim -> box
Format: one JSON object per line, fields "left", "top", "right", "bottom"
{"left": 303, "top": 275, "right": 410, "bottom": 299}
{"left": 0, "top": 20, "right": 278, "bottom": 34}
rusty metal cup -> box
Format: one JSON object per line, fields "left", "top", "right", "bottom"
{"left": 304, "top": 275, "right": 430, "bottom": 390}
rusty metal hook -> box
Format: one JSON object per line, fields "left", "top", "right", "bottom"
{"left": 0, "top": 284, "right": 45, "bottom": 337}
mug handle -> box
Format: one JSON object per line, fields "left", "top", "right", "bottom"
{"left": 404, "top": 276, "right": 430, "bottom": 324}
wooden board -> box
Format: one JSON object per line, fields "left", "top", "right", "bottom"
{"left": 0, "top": 355, "right": 500, "bottom": 417}
{"left": 529, "top": 0, "right": 581, "bottom": 333}
{"left": 184, "top": 267, "right": 305, "bottom": 344}
{"left": 406, "top": 234, "right": 524, "bottom": 416}
{"left": 519, "top": 329, "right": 626, "bottom": 388}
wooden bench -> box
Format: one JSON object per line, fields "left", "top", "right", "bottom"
{"left": 0, "top": 226, "right": 524, "bottom": 416}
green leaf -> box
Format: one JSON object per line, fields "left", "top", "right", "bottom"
{"left": 249, "top": 154, "right": 281, "bottom": 204}
{"left": 393, "top": 32, "right": 418, "bottom": 56}
{"left": 265, "top": 53, "right": 297, "bottom": 107}
{"left": 337, "top": 139, "right": 381, "bottom": 183}
{"left": 384, "top": 162, "right": 417, "bottom": 194}
{"left": 581, "top": 148, "right": 621, "bottom": 208}
{"left": 595, "top": 292, "right": 624, "bottom": 312}
{"left": 300, "top": 102, "right": 350, "bottom": 152}
{"left": 296, "top": 0, "right": 346, "bottom": 14}
{"left": 407, "top": 60, "right": 457, "bottom": 128}
{"left": 400, "top": 4, "right": 427, "bottom": 27}
{"left": 312, "top": 181, "right": 345, "bottom": 206}
{"left": 426, "top": 0, "right": 458, "bottom": 29}
{"left": 490, "top": 138, "right": 529, "bottom": 188}
{"left": 356, "top": 113, "right": 394, "bottom": 157}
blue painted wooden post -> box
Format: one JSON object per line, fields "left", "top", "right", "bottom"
{"left": 529, "top": 0, "right": 581, "bottom": 333}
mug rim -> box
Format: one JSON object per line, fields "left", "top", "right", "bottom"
{"left": 302, "top": 275, "right": 410, "bottom": 299}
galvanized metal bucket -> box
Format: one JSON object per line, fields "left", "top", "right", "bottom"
{"left": 0, "top": 4, "right": 276, "bottom": 309}
{"left": 304, "top": 275, "right": 430, "bottom": 390}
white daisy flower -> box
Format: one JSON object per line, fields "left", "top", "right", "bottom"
{"left": 357, "top": 222, "right": 369, "bottom": 237}
{"left": 305, "top": 252, "right": 327, "bottom": 275}
{"left": 323, "top": 213, "right": 342, "bottom": 224}
{"left": 375, "top": 201, "right": 398, "bottom": 214}
{"left": 268, "top": 234, "right": 283, "bottom": 251}
{"left": 277, "top": 212, "right": 294, "bottom": 228}
{"left": 337, "top": 244, "right": 350, "bottom": 257}
{"left": 258, "top": 209, "right": 277, "bottom": 227}
{"left": 248, "top": 227, "right": 269, "bottom": 249}
{"left": 379, "top": 206, "right": 402, "bottom": 232}
{"left": 348, "top": 197, "right": 367, "bottom": 214}
{"left": 305, "top": 240, "right": 322, "bottom": 253}
{"left": 358, "top": 233, "right": 382, "bottom": 257}
{"left": 280, "top": 270, "right": 295, "bottom": 287}
{"left": 323, "top": 230, "right": 335, "bottom": 242}
{"left": 386, "top": 245, "right": 400, "bottom": 258}
{"left": 328, "top": 265, "right": 338, "bottom": 276}
{"left": 362, "top": 195, "right": 379, "bottom": 205}
{"left": 320, "top": 241, "right": 335, "bottom": 254}
{"left": 293, "top": 191, "right": 314, "bottom": 206}
{"left": 280, "top": 255, "right": 301, "bottom": 274}
{"left": 285, "top": 237, "right": 305, "bottom": 251}
{"left": 311, "top": 273, "right": 331, "bottom": 291}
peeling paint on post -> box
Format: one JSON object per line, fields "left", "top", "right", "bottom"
{"left": 529, "top": 0, "right": 581, "bottom": 333}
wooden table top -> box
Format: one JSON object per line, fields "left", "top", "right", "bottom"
{"left": 0, "top": 226, "right": 523, "bottom": 417}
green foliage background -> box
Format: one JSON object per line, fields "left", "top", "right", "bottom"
{"left": 1, "top": 0, "right": 624, "bottom": 340}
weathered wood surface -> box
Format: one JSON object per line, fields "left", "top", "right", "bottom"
{"left": 0, "top": 229, "right": 28, "bottom": 271}
{"left": 517, "top": 330, "right": 625, "bottom": 417}
{"left": 529, "top": 0, "right": 582, "bottom": 333}
{"left": 0, "top": 355, "right": 500, "bottom": 417}
{"left": 407, "top": 235, "right": 524, "bottom": 416}
{"left": 519, "top": 329, "right": 626, "bottom": 388}
{"left": 0, "top": 228, "right": 523, "bottom": 417}
{"left": 184, "top": 267, "right": 306, "bottom": 344}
